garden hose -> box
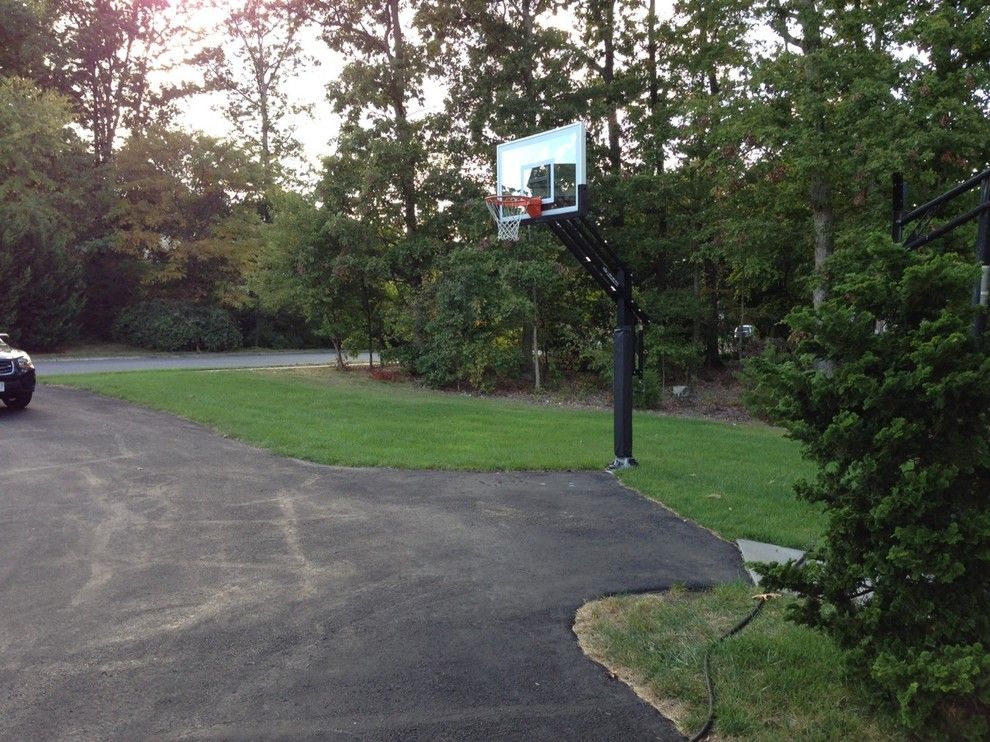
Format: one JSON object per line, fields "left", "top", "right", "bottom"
{"left": 687, "top": 593, "right": 776, "bottom": 742}
{"left": 689, "top": 549, "right": 811, "bottom": 741}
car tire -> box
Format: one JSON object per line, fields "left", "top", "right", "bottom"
{"left": 2, "top": 393, "right": 32, "bottom": 409}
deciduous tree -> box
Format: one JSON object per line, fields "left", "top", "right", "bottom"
{"left": 48, "top": 0, "right": 196, "bottom": 163}
{"left": 0, "top": 77, "right": 88, "bottom": 348}
{"left": 112, "top": 127, "right": 265, "bottom": 307}
{"left": 752, "top": 0, "right": 903, "bottom": 307}
{"left": 197, "top": 0, "right": 313, "bottom": 186}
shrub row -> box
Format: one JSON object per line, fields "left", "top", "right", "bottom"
{"left": 113, "top": 300, "right": 242, "bottom": 352}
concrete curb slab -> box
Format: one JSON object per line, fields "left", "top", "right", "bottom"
{"left": 736, "top": 538, "right": 806, "bottom": 585}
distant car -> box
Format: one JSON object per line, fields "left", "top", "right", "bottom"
{"left": 0, "top": 333, "right": 35, "bottom": 409}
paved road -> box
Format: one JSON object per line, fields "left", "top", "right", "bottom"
{"left": 35, "top": 350, "right": 376, "bottom": 377}
{"left": 0, "top": 388, "right": 746, "bottom": 740}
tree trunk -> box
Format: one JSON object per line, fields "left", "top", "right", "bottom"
{"left": 388, "top": 0, "right": 417, "bottom": 235}
{"left": 692, "top": 264, "right": 702, "bottom": 350}
{"left": 521, "top": 323, "right": 534, "bottom": 381}
{"left": 809, "top": 170, "right": 834, "bottom": 308}
{"left": 797, "top": 0, "right": 833, "bottom": 308}
{"left": 738, "top": 294, "right": 744, "bottom": 361}
{"left": 521, "top": 0, "right": 537, "bottom": 129}
{"left": 260, "top": 83, "right": 272, "bottom": 183}
{"left": 601, "top": 0, "right": 621, "bottom": 174}
{"left": 703, "top": 258, "right": 721, "bottom": 369}
{"left": 647, "top": 0, "right": 658, "bottom": 112}
{"left": 362, "top": 283, "right": 374, "bottom": 370}
{"left": 646, "top": 0, "right": 661, "bottom": 176}
{"left": 532, "top": 285, "right": 541, "bottom": 391}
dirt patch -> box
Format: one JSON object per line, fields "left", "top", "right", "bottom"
{"left": 470, "top": 367, "right": 755, "bottom": 424}
{"left": 649, "top": 370, "right": 753, "bottom": 423}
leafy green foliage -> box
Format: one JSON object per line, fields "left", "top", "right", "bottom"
{"left": 402, "top": 243, "right": 529, "bottom": 389}
{"left": 0, "top": 77, "right": 87, "bottom": 349}
{"left": 1, "top": 0, "right": 984, "bottom": 391}
{"left": 46, "top": 0, "right": 196, "bottom": 163}
{"left": 196, "top": 0, "right": 311, "bottom": 184}
{"left": 112, "top": 300, "right": 243, "bottom": 351}
{"left": 749, "top": 236, "right": 990, "bottom": 735}
{"left": 0, "top": 0, "right": 49, "bottom": 80}
{"left": 899, "top": 1, "right": 990, "bottom": 185}
{"left": 111, "top": 127, "right": 265, "bottom": 308}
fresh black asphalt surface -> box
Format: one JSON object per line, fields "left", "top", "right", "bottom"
{"left": 0, "top": 387, "right": 747, "bottom": 740}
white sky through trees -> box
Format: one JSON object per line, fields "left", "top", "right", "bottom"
{"left": 163, "top": 1, "right": 679, "bottom": 183}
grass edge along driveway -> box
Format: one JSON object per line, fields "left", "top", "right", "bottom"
{"left": 51, "top": 366, "right": 820, "bottom": 549}
{"left": 575, "top": 585, "right": 905, "bottom": 741}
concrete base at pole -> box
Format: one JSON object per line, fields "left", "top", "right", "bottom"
{"left": 607, "top": 457, "right": 639, "bottom": 471}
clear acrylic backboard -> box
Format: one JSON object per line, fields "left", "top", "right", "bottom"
{"left": 494, "top": 122, "right": 587, "bottom": 224}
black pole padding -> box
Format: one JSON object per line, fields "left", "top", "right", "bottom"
{"left": 545, "top": 213, "right": 648, "bottom": 469}
{"left": 612, "top": 324, "right": 636, "bottom": 467}
{"left": 610, "top": 268, "right": 637, "bottom": 470}
{"left": 892, "top": 172, "right": 905, "bottom": 242}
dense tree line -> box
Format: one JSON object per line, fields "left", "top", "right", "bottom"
{"left": 1, "top": 0, "right": 987, "bottom": 379}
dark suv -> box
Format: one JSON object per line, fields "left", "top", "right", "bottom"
{"left": 0, "top": 333, "right": 35, "bottom": 409}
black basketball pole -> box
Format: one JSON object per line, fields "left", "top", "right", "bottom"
{"left": 612, "top": 267, "right": 637, "bottom": 468}
{"left": 546, "top": 213, "right": 648, "bottom": 469}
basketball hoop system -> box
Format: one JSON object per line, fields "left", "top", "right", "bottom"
{"left": 486, "top": 122, "right": 650, "bottom": 470}
{"left": 484, "top": 194, "right": 542, "bottom": 241}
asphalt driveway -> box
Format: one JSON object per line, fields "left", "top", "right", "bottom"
{"left": 0, "top": 387, "right": 746, "bottom": 740}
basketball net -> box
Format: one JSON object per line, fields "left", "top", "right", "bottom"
{"left": 484, "top": 195, "right": 542, "bottom": 242}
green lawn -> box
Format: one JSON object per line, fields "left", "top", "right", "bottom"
{"left": 576, "top": 585, "right": 903, "bottom": 741}
{"left": 52, "top": 366, "right": 820, "bottom": 548}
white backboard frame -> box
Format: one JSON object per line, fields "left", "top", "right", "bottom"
{"left": 495, "top": 122, "right": 587, "bottom": 223}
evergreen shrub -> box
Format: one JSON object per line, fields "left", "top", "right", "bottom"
{"left": 747, "top": 236, "right": 990, "bottom": 737}
{"left": 113, "top": 300, "right": 242, "bottom": 352}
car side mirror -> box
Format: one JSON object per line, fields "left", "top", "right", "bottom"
{"left": 0, "top": 333, "right": 9, "bottom": 343}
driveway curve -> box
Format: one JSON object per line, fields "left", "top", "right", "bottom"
{"left": 0, "top": 387, "right": 746, "bottom": 740}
